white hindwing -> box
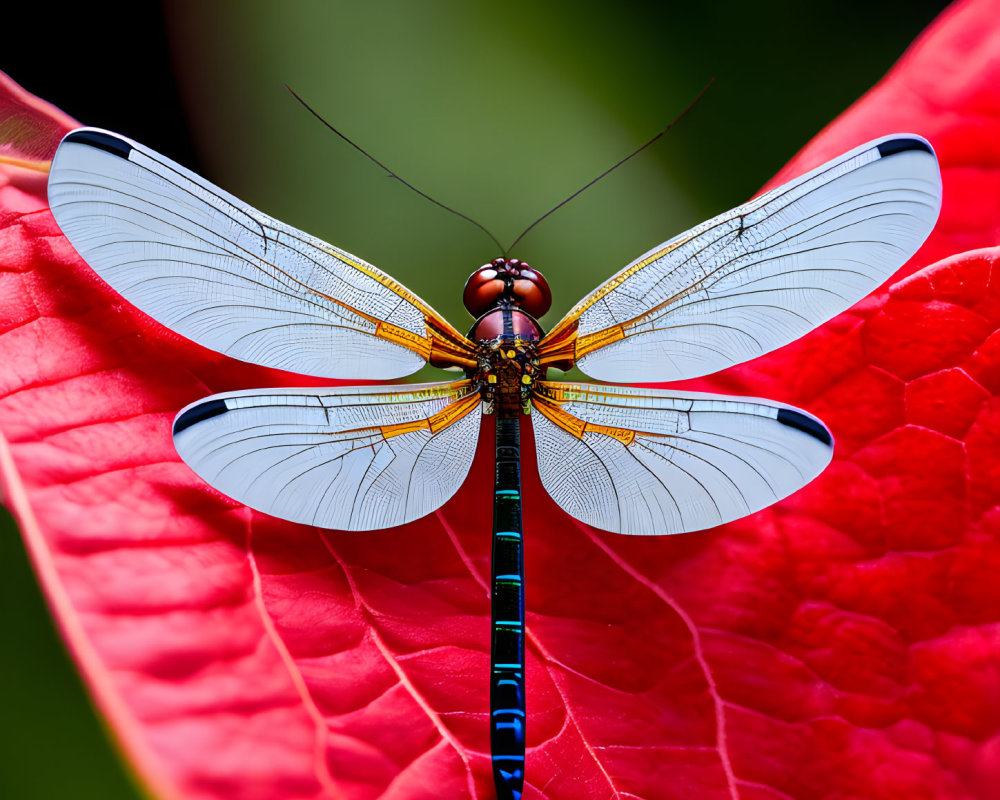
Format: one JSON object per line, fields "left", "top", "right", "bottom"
{"left": 532, "top": 382, "right": 833, "bottom": 534}
{"left": 173, "top": 381, "right": 481, "bottom": 530}
{"left": 552, "top": 135, "right": 941, "bottom": 382}
{"left": 48, "top": 128, "right": 458, "bottom": 379}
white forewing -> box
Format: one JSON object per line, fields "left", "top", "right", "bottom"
{"left": 173, "top": 381, "right": 481, "bottom": 530}
{"left": 532, "top": 382, "right": 833, "bottom": 534}
{"left": 559, "top": 135, "right": 941, "bottom": 382}
{"left": 47, "top": 128, "right": 447, "bottom": 379}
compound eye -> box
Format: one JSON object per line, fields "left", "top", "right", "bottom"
{"left": 463, "top": 267, "right": 504, "bottom": 316}
{"left": 511, "top": 268, "right": 552, "bottom": 317}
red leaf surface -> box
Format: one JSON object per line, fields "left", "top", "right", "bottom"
{"left": 3, "top": 1, "right": 1000, "bottom": 798}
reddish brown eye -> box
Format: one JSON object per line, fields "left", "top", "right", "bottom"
{"left": 463, "top": 267, "right": 504, "bottom": 316}
{"left": 464, "top": 259, "right": 553, "bottom": 318}
{"left": 511, "top": 269, "right": 552, "bottom": 317}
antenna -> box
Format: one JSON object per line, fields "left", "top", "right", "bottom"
{"left": 504, "top": 79, "right": 714, "bottom": 255}
{"left": 286, "top": 85, "right": 506, "bottom": 254}
{"left": 289, "top": 81, "right": 712, "bottom": 258}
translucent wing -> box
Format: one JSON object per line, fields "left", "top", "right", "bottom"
{"left": 531, "top": 381, "right": 832, "bottom": 534}
{"left": 47, "top": 128, "right": 476, "bottom": 379}
{"left": 538, "top": 134, "right": 941, "bottom": 382}
{"left": 173, "top": 381, "right": 481, "bottom": 530}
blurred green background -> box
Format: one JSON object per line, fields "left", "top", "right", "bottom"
{"left": 2, "top": 1, "right": 947, "bottom": 797}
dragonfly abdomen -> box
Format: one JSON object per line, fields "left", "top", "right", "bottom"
{"left": 491, "top": 411, "right": 526, "bottom": 800}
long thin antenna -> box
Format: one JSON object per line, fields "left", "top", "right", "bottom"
{"left": 286, "top": 85, "right": 506, "bottom": 254}
{"left": 504, "top": 79, "right": 714, "bottom": 255}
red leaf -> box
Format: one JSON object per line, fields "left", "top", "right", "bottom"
{"left": 3, "top": 2, "right": 1000, "bottom": 799}
{"left": 0, "top": 71, "right": 75, "bottom": 221}
{"left": 763, "top": 0, "right": 1000, "bottom": 271}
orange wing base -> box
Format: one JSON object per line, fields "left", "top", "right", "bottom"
{"left": 532, "top": 386, "right": 636, "bottom": 446}
{"left": 379, "top": 388, "right": 481, "bottom": 440}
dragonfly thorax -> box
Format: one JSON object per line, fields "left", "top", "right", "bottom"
{"left": 472, "top": 336, "right": 543, "bottom": 416}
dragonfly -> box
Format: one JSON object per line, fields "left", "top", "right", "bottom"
{"left": 47, "top": 127, "right": 941, "bottom": 800}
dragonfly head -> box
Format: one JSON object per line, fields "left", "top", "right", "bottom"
{"left": 463, "top": 258, "right": 552, "bottom": 319}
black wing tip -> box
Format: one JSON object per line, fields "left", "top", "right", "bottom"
{"left": 173, "top": 399, "right": 230, "bottom": 436}
{"left": 64, "top": 129, "right": 133, "bottom": 159}
{"left": 877, "top": 137, "right": 933, "bottom": 159}
{"left": 777, "top": 408, "right": 833, "bottom": 447}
